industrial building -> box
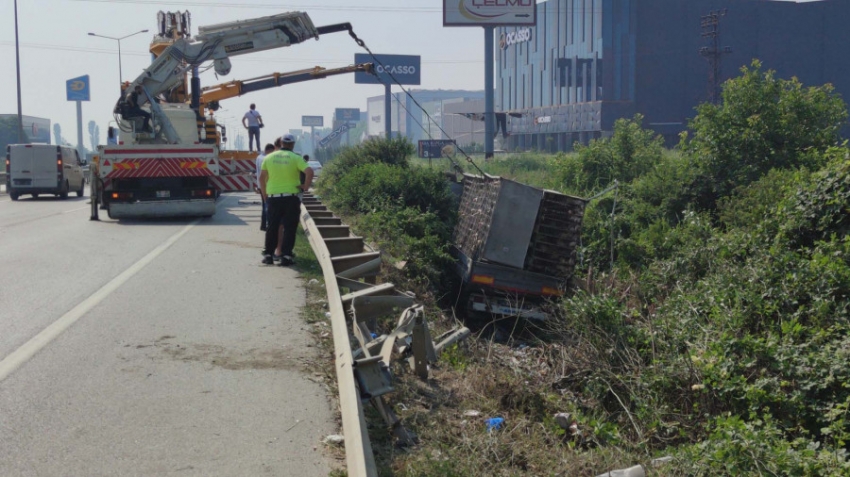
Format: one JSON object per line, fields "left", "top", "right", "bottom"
{"left": 496, "top": 0, "right": 850, "bottom": 151}
{"left": 366, "top": 90, "right": 485, "bottom": 147}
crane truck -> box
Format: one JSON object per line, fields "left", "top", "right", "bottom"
{"left": 90, "top": 11, "right": 367, "bottom": 220}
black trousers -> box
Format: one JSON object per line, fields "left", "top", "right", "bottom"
{"left": 260, "top": 194, "right": 267, "bottom": 230}
{"left": 265, "top": 195, "right": 301, "bottom": 257}
{"left": 248, "top": 126, "right": 261, "bottom": 152}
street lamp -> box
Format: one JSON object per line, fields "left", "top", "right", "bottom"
{"left": 88, "top": 29, "right": 149, "bottom": 92}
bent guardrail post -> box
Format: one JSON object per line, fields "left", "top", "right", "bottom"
{"left": 300, "top": 193, "right": 472, "bottom": 470}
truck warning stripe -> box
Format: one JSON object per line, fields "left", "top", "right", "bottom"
{"left": 219, "top": 158, "right": 258, "bottom": 174}
{"left": 103, "top": 148, "right": 216, "bottom": 155}
{"left": 210, "top": 174, "right": 254, "bottom": 192}
{"left": 106, "top": 158, "right": 215, "bottom": 178}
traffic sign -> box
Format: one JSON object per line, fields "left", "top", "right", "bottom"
{"left": 418, "top": 140, "right": 456, "bottom": 158}
{"left": 334, "top": 108, "right": 360, "bottom": 122}
{"left": 66, "top": 75, "right": 91, "bottom": 102}
{"left": 354, "top": 54, "right": 421, "bottom": 86}
{"left": 302, "top": 116, "right": 324, "bottom": 127}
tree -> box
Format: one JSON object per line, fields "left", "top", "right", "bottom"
{"left": 87, "top": 120, "right": 100, "bottom": 150}
{"left": 680, "top": 60, "right": 848, "bottom": 209}
{"left": 53, "top": 123, "right": 63, "bottom": 146}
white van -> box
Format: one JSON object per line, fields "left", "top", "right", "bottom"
{"left": 5, "top": 144, "right": 86, "bottom": 201}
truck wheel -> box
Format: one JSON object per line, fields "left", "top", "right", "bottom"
{"left": 59, "top": 180, "right": 69, "bottom": 200}
{"left": 10, "top": 192, "right": 19, "bottom": 201}
{"left": 106, "top": 204, "right": 114, "bottom": 219}
{"left": 76, "top": 178, "right": 85, "bottom": 197}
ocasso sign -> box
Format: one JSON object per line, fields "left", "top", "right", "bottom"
{"left": 355, "top": 53, "right": 421, "bottom": 86}
{"left": 500, "top": 28, "right": 532, "bottom": 49}
{"left": 376, "top": 64, "right": 417, "bottom": 76}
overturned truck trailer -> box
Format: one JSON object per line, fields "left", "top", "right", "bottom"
{"left": 452, "top": 174, "right": 586, "bottom": 319}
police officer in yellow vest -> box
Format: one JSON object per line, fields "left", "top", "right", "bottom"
{"left": 259, "top": 134, "right": 313, "bottom": 266}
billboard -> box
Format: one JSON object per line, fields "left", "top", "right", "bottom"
{"left": 0, "top": 115, "right": 50, "bottom": 150}
{"left": 444, "top": 0, "right": 537, "bottom": 27}
{"left": 301, "top": 115, "right": 324, "bottom": 127}
{"left": 335, "top": 108, "right": 361, "bottom": 122}
{"left": 418, "top": 139, "right": 456, "bottom": 158}
{"left": 66, "top": 75, "right": 91, "bottom": 102}
{"left": 355, "top": 54, "right": 421, "bottom": 86}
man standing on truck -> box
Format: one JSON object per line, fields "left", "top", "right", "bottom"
{"left": 242, "top": 103, "right": 264, "bottom": 152}
{"left": 259, "top": 134, "right": 312, "bottom": 266}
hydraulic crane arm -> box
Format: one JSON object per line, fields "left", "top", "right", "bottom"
{"left": 116, "top": 11, "right": 345, "bottom": 143}
{"left": 199, "top": 63, "right": 375, "bottom": 116}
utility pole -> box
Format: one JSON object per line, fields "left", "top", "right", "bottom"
{"left": 14, "top": 0, "right": 25, "bottom": 143}
{"left": 699, "top": 9, "right": 732, "bottom": 104}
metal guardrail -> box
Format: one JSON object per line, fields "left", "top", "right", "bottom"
{"left": 299, "top": 198, "right": 377, "bottom": 476}
{"left": 299, "top": 195, "right": 469, "bottom": 477}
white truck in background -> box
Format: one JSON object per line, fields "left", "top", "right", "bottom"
{"left": 6, "top": 144, "right": 86, "bottom": 201}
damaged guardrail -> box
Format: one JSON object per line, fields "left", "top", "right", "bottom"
{"left": 299, "top": 194, "right": 469, "bottom": 477}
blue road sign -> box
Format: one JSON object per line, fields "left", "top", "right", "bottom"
{"left": 335, "top": 108, "right": 361, "bottom": 122}
{"left": 66, "top": 75, "right": 91, "bottom": 102}
{"left": 355, "top": 54, "right": 421, "bottom": 86}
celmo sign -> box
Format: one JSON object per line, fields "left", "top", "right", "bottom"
{"left": 444, "top": 0, "right": 537, "bottom": 27}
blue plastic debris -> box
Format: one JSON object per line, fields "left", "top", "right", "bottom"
{"left": 370, "top": 332, "right": 378, "bottom": 339}
{"left": 485, "top": 417, "right": 505, "bottom": 432}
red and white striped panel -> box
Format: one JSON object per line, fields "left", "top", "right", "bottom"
{"left": 102, "top": 147, "right": 217, "bottom": 157}
{"left": 210, "top": 173, "right": 256, "bottom": 192}
{"left": 219, "top": 158, "right": 257, "bottom": 175}
{"left": 105, "top": 158, "right": 216, "bottom": 179}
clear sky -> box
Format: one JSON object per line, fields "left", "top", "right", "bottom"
{"left": 0, "top": 0, "right": 490, "bottom": 148}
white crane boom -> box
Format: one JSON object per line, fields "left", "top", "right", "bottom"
{"left": 116, "top": 11, "right": 319, "bottom": 143}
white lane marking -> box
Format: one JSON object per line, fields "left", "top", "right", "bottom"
{"left": 0, "top": 196, "right": 234, "bottom": 383}
{"left": 0, "top": 220, "right": 198, "bottom": 383}
{"left": 62, "top": 206, "right": 90, "bottom": 214}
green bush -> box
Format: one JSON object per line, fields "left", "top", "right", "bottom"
{"left": 779, "top": 148, "right": 850, "bottom": 248}
{"left": 318, "top": 137, "right": 414, "bottom": 191}
{"left": 675, "top": 413, "right": 850, "bottom": 476}
{"left": 315, "top": 137, "right": 456, "bottom": 290}
{"left": 556, "top": 114, "right": 664, "bottom": 195}
{"left": 324, "top": 162, "right": 456, "bottom": 225}
{"left": 680, "top": 60, "right": 847, "bottom": 209}
{"left": 357, "top": 201, "right": 454, "bottom": 288}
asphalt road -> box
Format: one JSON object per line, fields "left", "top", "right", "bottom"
{"left": 0, "top": 191, "right": 334, "bottom": 476}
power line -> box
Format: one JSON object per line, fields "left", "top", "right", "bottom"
{"left": 0, "top": 41, "right": 482, "bottom": 65}
{"left": 345, "top": 30, "right": 485, "bottom": 175}
{"left": 69, "top": 0, "right": 441, "bottom": 12}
